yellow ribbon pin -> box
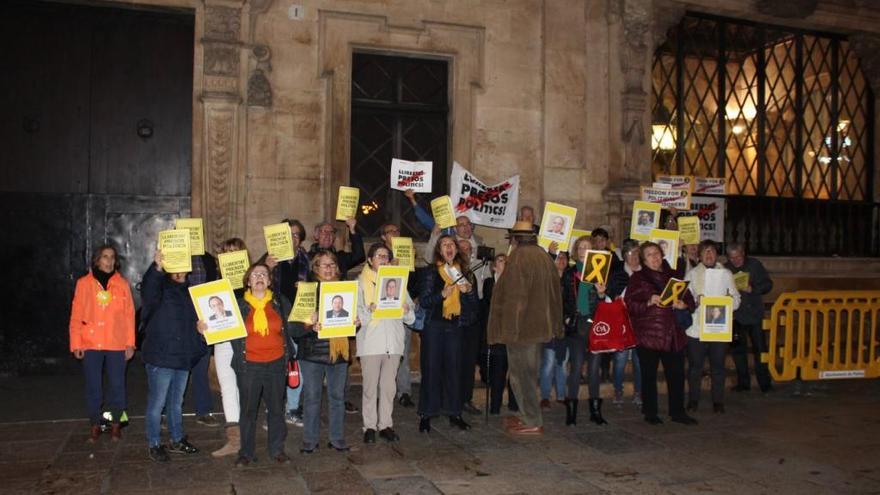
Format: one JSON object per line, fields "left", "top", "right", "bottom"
{"left": 585, "top": 254, "right": 608, "bottom": 284}
{"left": 96, "top": 290, "right": 113, "bottom": 307}
{"left": 660, "top": 281, "right": 687, "bottom": 306}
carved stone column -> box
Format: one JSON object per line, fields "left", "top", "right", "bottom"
{"left": 198, "top": 1, "right": 244, "bottom": 253}
{"left": 605, "top": 0, "right": 682, "bottom": 240}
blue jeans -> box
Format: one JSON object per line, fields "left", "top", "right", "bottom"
{"left": 612, "top": 349, "right": 642, "bottom": 394}
{"left": 286, "top": 341, "right": 302, "bottom": 412}
{"left": 539, "top": 346, "right": 567, "bottom": 401}
{"left": 82, "top": 350, "right": 127, "bottom": 425}
{"left": 299, "top": 360, "right": 347, "bottom": 448}
{"left": 145, "top": 364, "right": 189, "bottom": 447}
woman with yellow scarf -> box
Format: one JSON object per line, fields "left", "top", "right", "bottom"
{"left": 417, "top": 234, "right": 480, "bottom": 433}
{"left": 226, "top": 263, "right": 293, "bottom": 467}
{"left": 357, "top": 243, "right": 415, "bottom": 444}
{"left": 289, "top": 250, "right": 359, "bottom": 453}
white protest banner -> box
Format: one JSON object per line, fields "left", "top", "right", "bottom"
{"left": 390, "top": 159, "right": 433, "bottom": 193}
{"left": 656, "top": 175, "right": 694, "bottom": 192}
{"left": 640, "top": 186, "right": 692, "bottom": 210}
{"left": 449, "top": 161, "right": 519, "bottom": 229}
{"left": 678, "top": 196, "right": 725, "bottom": 243}
{"left": 694, "top": 177, "right": 727, "bottom": 195}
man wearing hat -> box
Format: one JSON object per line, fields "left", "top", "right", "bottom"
{"left": 487, "top": 221, "right": 563, "bottom": 435}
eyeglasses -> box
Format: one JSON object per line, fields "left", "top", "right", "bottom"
{"left": 250, "top": 272, "right": 269, "bottom": 279}
{"left": 373, "top": 253, "right": 390, "bottom": 260}
{"left": 318, "top": 263, "right": 338, "bottom": 269}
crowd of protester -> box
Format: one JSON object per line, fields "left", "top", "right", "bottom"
{"left": 68, "top": 192, "right": 774, "bottom": 463}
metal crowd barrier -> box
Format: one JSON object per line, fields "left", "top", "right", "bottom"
{"left": 761, "top": 291, "right": 880, "bottom": 381}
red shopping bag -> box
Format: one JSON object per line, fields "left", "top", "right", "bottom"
{"left": 589, "top": 299, "right": 637, "bottom": 353}
{"left": 287, "top": 359, "right": 301, "bottom": 388}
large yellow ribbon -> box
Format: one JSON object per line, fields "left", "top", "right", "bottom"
{"left": 660, "top": 281, "right": 687, "bottom": 306}
{"left": 584, "top": 253, "right": 608, "bottom": 284}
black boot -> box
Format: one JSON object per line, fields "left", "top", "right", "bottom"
{"left": 589, "top": 398, "right": 608, "bottom": 425}
{"left": 565, "top": 399, "right": 578, "bottom": 426}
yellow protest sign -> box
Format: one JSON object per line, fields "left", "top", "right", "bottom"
{"left": 630, "top": 200, "right": 662, "bottom": 241}
{"left": 289, "top": 282, "right": 318, "bottom": 323}
{"left": 649, "top": 229, "right": 680, "bottom": 270}
{"left": 373, "top": 266, "right": 410, "bottom": 320}
{"left": 568, "top": 229, "right": 592, "bottom": 249}
{"left": 391, "top": 237, "right": 415, "bottom": 271}
{"left": 699, "top": 295, "right": 733, "bottom": 342}
{"left": 733, "top": 271, "right": 750, "bottom": 292}
{"left": 189, "top": 279, "right": 247, "bottom": 345}
{"left": 318, "top": 280, "right": 358, "bottom": 338}
{"left": 538, "top": 202, "right": 577, "bottom": 252}
{"left": 336, "top": 186, "right": 360, "bottom": 220}
{"left": 677, "top": 216, "right": 701, "bottom": 245}
{"left": 175, "top": 218, "right": 205, "bottom": 256}
{"left": 431, "top": 195, "right": 456, "bottom": 229}
{"left": 582, "top": 250, "right": 612, "bottom": 285}
{"left": 217, "top": 250, "right": 250, "bottom": 290}
{"left": 659, "top": 278, "right": 689, "bottom": 307}
{"left": 263, "top": 223, "right": 294, "bottom": 262}
{"left": 158, "top": 229, "right": 192, "bottom": 273}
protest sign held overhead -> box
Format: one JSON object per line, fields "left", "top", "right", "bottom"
{"left": 656, "top": 175, "right": 694, "bottom": 192}
{"left": 641, "top": 186, "right": 692, "bottom": 210}
{"left": 175, "top": 218, "right": 205, "bottom": 256}
{"left": 391, "top": 237, "right": 415, "bottom": 271}
{"left": 336, "top": 186, "right": 360, "bottom": 220}
{"left": 158, "top": 229, "right": 192, "bottom": 273}
{"left": 449, "top": 161, "right": 519, "bottom": 229}
{"left": 390, "top": 159, "right": 432, "bottom": 193}
{"left": 263, "top": 222, "right": 294, "bottom": 261}
{"left": 217, "top": 250, "right": 250, "bottom": 290}
{"left": 538, "top": 202, "right": 577, "bottom": 252}
{"left": 430, "top": 195, "right": 456, "bottom": 229}
{"left": 630, "top": 201, "right": 661, "bottom": 240}
{"left": 677, "top": 216, "right": 701, "bottom": 245}
{"left": 694, "top": 177, "right": 726, "bottom": 195}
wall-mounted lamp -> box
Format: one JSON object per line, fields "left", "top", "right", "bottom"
{"left": 136, "top": 119, "right": 154, "bottom": 139}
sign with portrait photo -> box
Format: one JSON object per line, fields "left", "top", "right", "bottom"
{"left": 649, "top": 229, "right": 680, "bottom": 270}
{"left": 699, "top": 295, "right": 733, "bottom": 342}
{"left": 318, "top": 280, "right": 358, "bottom": 338}
{"left": 390, "top": 158, "right": 433, "bottom": 193}
{"left": 189, "top": 278, "right": 246, "bottom": 345}
{"left": 538, "top": 202, "right": 577, "bottom": 252}
{"left": 373, "top": 266, "right": 409, "bottom": 320}
{"left": 582, "top": 250, "right": 613, "bottom": 286}
{"left": 630, "top": 201, "right": 662, "bottom": 241}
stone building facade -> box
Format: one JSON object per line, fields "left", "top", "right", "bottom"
{"left": 130, "top": 0, "right": 880, "bottom": 279}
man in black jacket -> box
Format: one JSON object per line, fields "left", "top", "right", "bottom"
{"left": 307, "top": 218, "right": 365, "bottom": 279}
{"left": 725, "top": 242, "right": 773, "bottom": 393}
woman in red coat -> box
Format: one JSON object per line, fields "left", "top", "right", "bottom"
{"left": 69, "top": 244, "right": 135, "bottom": 442}
{"left": 624, "top": 241, "right": 696, "bottom": 426}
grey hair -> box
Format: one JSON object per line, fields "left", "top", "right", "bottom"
{"left": 726, "top": 241, "right": 745, "bottom": 254}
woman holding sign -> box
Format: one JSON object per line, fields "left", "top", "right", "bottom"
{"left": 683, "top": 240, "right": 740, "bottom": 414}
{"left": 224, "top": 262, "right": 294, "bottom": 466}
{"left": 624, "top": 242, "right": 697, "bottom": 426}
{"left": 418, "top": 234, "right": 480, "bottom": 433}
{"left": 69, "top": 244, "right": 135, "bottom": 443}
{"left": 356, "top": 243, "right": 415, "bottom": 443}
{"left": 289, "top": 251, "right": 359, "bottom": 453}
{"left": 561, "top": 236, "right": 607, "bottom": 426}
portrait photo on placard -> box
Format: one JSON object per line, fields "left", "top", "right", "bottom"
{"left": 379, "top": 277, "right": 402, "bottom": 301}
{"left": 200, "top": 294, "right": 237, "bottom": 330}
{"left": 323, "top": 293, "right": 353, "bottom": 325}
{"left": 704, "top": 305, "right": 727, "bottom": 326}
{"left": 544, "top": 214, "right": 568, "bottom": 239}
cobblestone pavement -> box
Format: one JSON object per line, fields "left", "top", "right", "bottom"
{"left": 1, "top": 367, "right": 879, "bottom": 494}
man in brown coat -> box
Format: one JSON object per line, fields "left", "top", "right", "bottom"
{"left": 487, "top": 221, "right": 563, "bottom": 435}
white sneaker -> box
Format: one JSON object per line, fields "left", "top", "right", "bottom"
{"left": 285, "top": 411, "right": 304, "bottom": 427}
{"left": 632, "top": 393, "right": 643, "bottom": 406}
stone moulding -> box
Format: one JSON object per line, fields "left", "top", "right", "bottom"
{"left": 201, "top": 100, "right": 239, "bottom": 253}
{"left": 316, "top": 9, "right": 485, "bottom": 220}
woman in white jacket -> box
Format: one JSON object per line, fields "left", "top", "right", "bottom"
{"left": 684, "top": 240, "right": 741, "bottom": 414}
{"left": 357, "top": 243, "right": 415, "bottom": 443}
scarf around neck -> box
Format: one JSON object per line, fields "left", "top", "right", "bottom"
{"left": 360, "top": 265, "right": 378, "bottom": 308}
{"left": 244, "top": 289, "right": 273, "bottom": 337}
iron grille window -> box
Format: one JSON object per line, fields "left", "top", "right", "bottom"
{"left": 350, "top": 52, "right": 449, "bottom": 240}
{"left": 652, "top": 14, "right": 877, "bottom": 256}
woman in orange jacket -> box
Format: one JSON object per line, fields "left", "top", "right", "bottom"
{"left": 69, "top": 244, "right": 135, "bottom": 442}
